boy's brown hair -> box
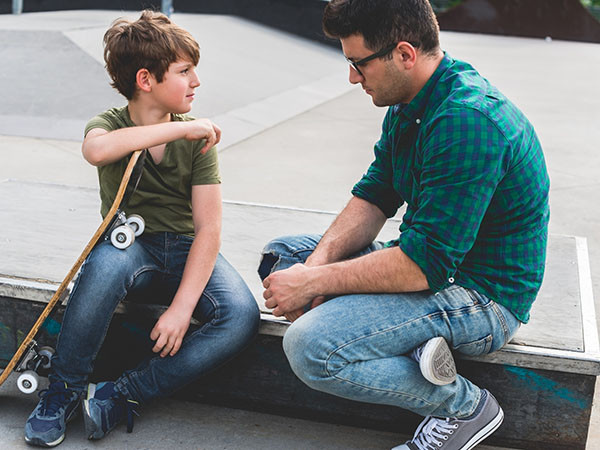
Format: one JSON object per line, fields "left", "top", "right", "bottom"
{"left": 103, "top": 10, "right": 200, "bottom": 100}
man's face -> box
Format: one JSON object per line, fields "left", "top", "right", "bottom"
{"left": 151, "top": 58, "right": 200, "bottom": 114}
{"left": 341, "top": 34, "right": 410, "bottom": 107}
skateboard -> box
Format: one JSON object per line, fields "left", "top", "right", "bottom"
{"left": 0, "top": 149, "right": 147, "bottom": 393}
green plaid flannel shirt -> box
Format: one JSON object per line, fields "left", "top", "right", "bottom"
{"left": 352, "top": 53, "right": 549, "bottom": 323}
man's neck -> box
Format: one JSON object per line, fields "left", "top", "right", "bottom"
{"left": 406, "top": 49, "right": 444, "bottom": 103}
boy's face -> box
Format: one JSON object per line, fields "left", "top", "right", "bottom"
{"left": 151, "top": 58, "right": 200, "bottom": 114}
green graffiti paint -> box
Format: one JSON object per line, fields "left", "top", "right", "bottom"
{"left": 505, "top": 366, "right": 588, "bottom": 409}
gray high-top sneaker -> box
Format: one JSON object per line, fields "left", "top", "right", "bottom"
{"left": 411, "top": 336, "right": 457, "bottom": 386}
{"left": 392, "top": 390, "right": 504, "bottom": 450}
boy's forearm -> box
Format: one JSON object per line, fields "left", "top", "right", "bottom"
{"left": 170, "top": 226, "right": 221, "bottom": 314}
{"left": 82, "top": 121, "right": 188, "bottom": 166}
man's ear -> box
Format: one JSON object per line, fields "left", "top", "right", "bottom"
{"left": 395, "top": 42, "right": 417, "bottom": 70}
{"left": 136, "top": 68, "right": 153, "bottom": 93}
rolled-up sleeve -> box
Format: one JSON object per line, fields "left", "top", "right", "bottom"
{"left": 351, "top": 108, "right": 403, "bottom": 218}
{"left": 397, "top": 107, "right": 510, "bottom": 291}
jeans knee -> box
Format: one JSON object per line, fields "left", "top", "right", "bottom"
{"left": 282, "top": 318, "right": 329, "bottom": 388}
{"left": 258, "top": 235, "right": 320, "bottom": 280}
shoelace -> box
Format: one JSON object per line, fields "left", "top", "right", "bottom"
{"left": 125, "top": 398, "right": 140, "bottom": 433}
{"left": 409, "top": 416, "right": 459, "bottom": 449}
{"left": 38, "top": 382, "right": 74, "bottom": 416}
{"left": 108, "top": 391, "right": 140, "bottom": 433}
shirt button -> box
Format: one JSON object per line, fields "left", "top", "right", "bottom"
{"left": 448, "top": 277, "right": 455, "bottom": 283}
{"left": 416, "top": 118, "right": 421, "bottom": 124}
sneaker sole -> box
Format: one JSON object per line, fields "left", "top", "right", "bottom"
{"left": 419, "top": 336, "right": 457, "bottom": 385}
{"left": 24, "top": 435, "right": 65, "bottom": 448}
{"left": 24, "top": 399, "right": 80, "bottom": 448}
{"left": 461, "top": 405, "right": 504, "bottom": 450}
{"left": 83, "top": 383, "right": 100, "bottom": 440}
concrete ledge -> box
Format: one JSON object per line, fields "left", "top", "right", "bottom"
{"left": 1, "top": 181, "right": 598, "bottom": 448}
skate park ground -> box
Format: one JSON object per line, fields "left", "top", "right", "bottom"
{"left": 0, "top": 9, "right": 599, "bottom": 449}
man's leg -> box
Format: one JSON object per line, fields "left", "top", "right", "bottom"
{"left": 260, "top": 234, "right": 520, "bottom": 447}
{"left": 260, "top": 234, "right": 456, "bottom": 384}
{"left": 282, "top": 287, "right": 519, "bottom": 417}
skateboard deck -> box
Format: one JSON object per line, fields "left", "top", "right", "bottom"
{"left": 0, "top": 149, "right": 147, "bottom": 392}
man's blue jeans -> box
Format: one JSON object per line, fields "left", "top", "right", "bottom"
{"left": 50, "top": 232, "right": 260, "bottom": 404}
{"left": 258, "top": 234, "right": 521, "bottom": 419}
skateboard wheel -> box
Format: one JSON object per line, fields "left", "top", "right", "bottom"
{"left": 126, "top": 214, "right": 145, "bottom": 237}
{"left": 38, "top": 346, "right": 55, "bottom": 370}
{"left": 110, "top": 225, "right": 135, "bottom": 249}
{"left": 17, "top": 370, "right": 39, "bottom": 394}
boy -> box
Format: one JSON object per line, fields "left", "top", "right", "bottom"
{"left": 25, "top": 10, "right": 260, "bottom": 447}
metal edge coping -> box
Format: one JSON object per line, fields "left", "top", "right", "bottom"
{"left": 222, "top": 199, "right": 404, "bottom": 222}
{"left": 576, "top": 236, "right": 600, "bottom": 356}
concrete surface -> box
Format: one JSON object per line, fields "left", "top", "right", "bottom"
{"left": 0, "top": 9, "right": 598, "bottom": 450}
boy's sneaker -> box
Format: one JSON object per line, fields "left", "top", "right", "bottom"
{"left": 392, "top": 390, "right": 504, "bottom": 450}
{"left": 411, "top": 336, "right": 457, "bottom": 385}
{"left": 83, "top": 382, "right": 139, "bottom": 440}
{"left": 24, "top": 381, "right": 81, "bottom": 447}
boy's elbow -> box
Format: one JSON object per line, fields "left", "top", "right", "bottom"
{"left": 82, "top": 145, "right": 106, "bottom": 167}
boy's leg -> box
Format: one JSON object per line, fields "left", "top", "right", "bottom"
{"left": 50, "top": 239, "right": 158, "bottom": 390}
{"left": 113, "top": 252, "right": 260, "bottom": 405}
{"left": 84, "top": 249, "right": 259, "bottom": 438}
{"left": 25, "top": 238, "right": 158, "bottom": 447}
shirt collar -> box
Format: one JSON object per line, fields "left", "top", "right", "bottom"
{"left": 393, "top": 52, "right": 454, "bottom": 122}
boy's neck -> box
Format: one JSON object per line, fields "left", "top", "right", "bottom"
{"left": 127, "top": 97, "right": 172, "bottom": 126}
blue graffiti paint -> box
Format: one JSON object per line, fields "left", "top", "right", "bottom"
{"left": 41, "top": 317, "right": 61, "bottom": 336}
{"left": 504, "top": 366, "right": 589, "bottom": 409}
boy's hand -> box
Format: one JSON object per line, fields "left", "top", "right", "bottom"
{"left": 183, "top": 119, "right": 221, "bottom": 154}
{"left": 150, "top": 305, "right": 192, "bottom": 357}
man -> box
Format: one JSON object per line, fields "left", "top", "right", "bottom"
{"left": 259, "top": 0, "right": 549, "bottom": 449}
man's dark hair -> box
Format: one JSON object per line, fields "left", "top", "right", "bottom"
{"left": 323, "top": 0, "right": 440, "bottom": 55}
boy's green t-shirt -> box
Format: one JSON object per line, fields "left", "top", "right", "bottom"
{"left": 85, "top": 106, "right": 221, "bottom": 237}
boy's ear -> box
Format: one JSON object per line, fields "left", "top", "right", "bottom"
{"left": 135, "top": 68, "right": 153, "bottom": 93}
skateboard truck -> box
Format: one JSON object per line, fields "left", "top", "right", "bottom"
{"left": 14, "top": 340, "right": 54, "bottom": 394}
{"left": 105, "top": 212, "right": 145, "bottom": 250}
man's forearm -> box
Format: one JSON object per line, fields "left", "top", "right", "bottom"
{"left": 307, "top": 196, "right": 387, "bottom": 267}
{"left": 310, "top": 246, "right": 429, "bottom": 296}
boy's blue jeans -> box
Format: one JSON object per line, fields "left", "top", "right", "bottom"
{"left": 50, "top": 232, "right": 260, "bottom": 404}
{"left": 258, "top": 234, "right": 521, "bottom": 419}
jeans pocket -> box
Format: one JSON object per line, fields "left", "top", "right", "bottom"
{"left": 454, "top": 334, "right": 493, "bottom": 356}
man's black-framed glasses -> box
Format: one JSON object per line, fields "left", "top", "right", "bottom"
{"left": 346, "top": 42, "right": 398, "bottom": 77}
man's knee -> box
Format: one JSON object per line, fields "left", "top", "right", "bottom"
{"left": 282, "top": 316, "right": 334, "bottom": 389}
{"left": 258, "top": 234, "right": 319, "bottom": 280}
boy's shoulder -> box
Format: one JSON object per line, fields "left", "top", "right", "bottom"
{"left": 85, "top": 106, "right": 132, "bottom": 135}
